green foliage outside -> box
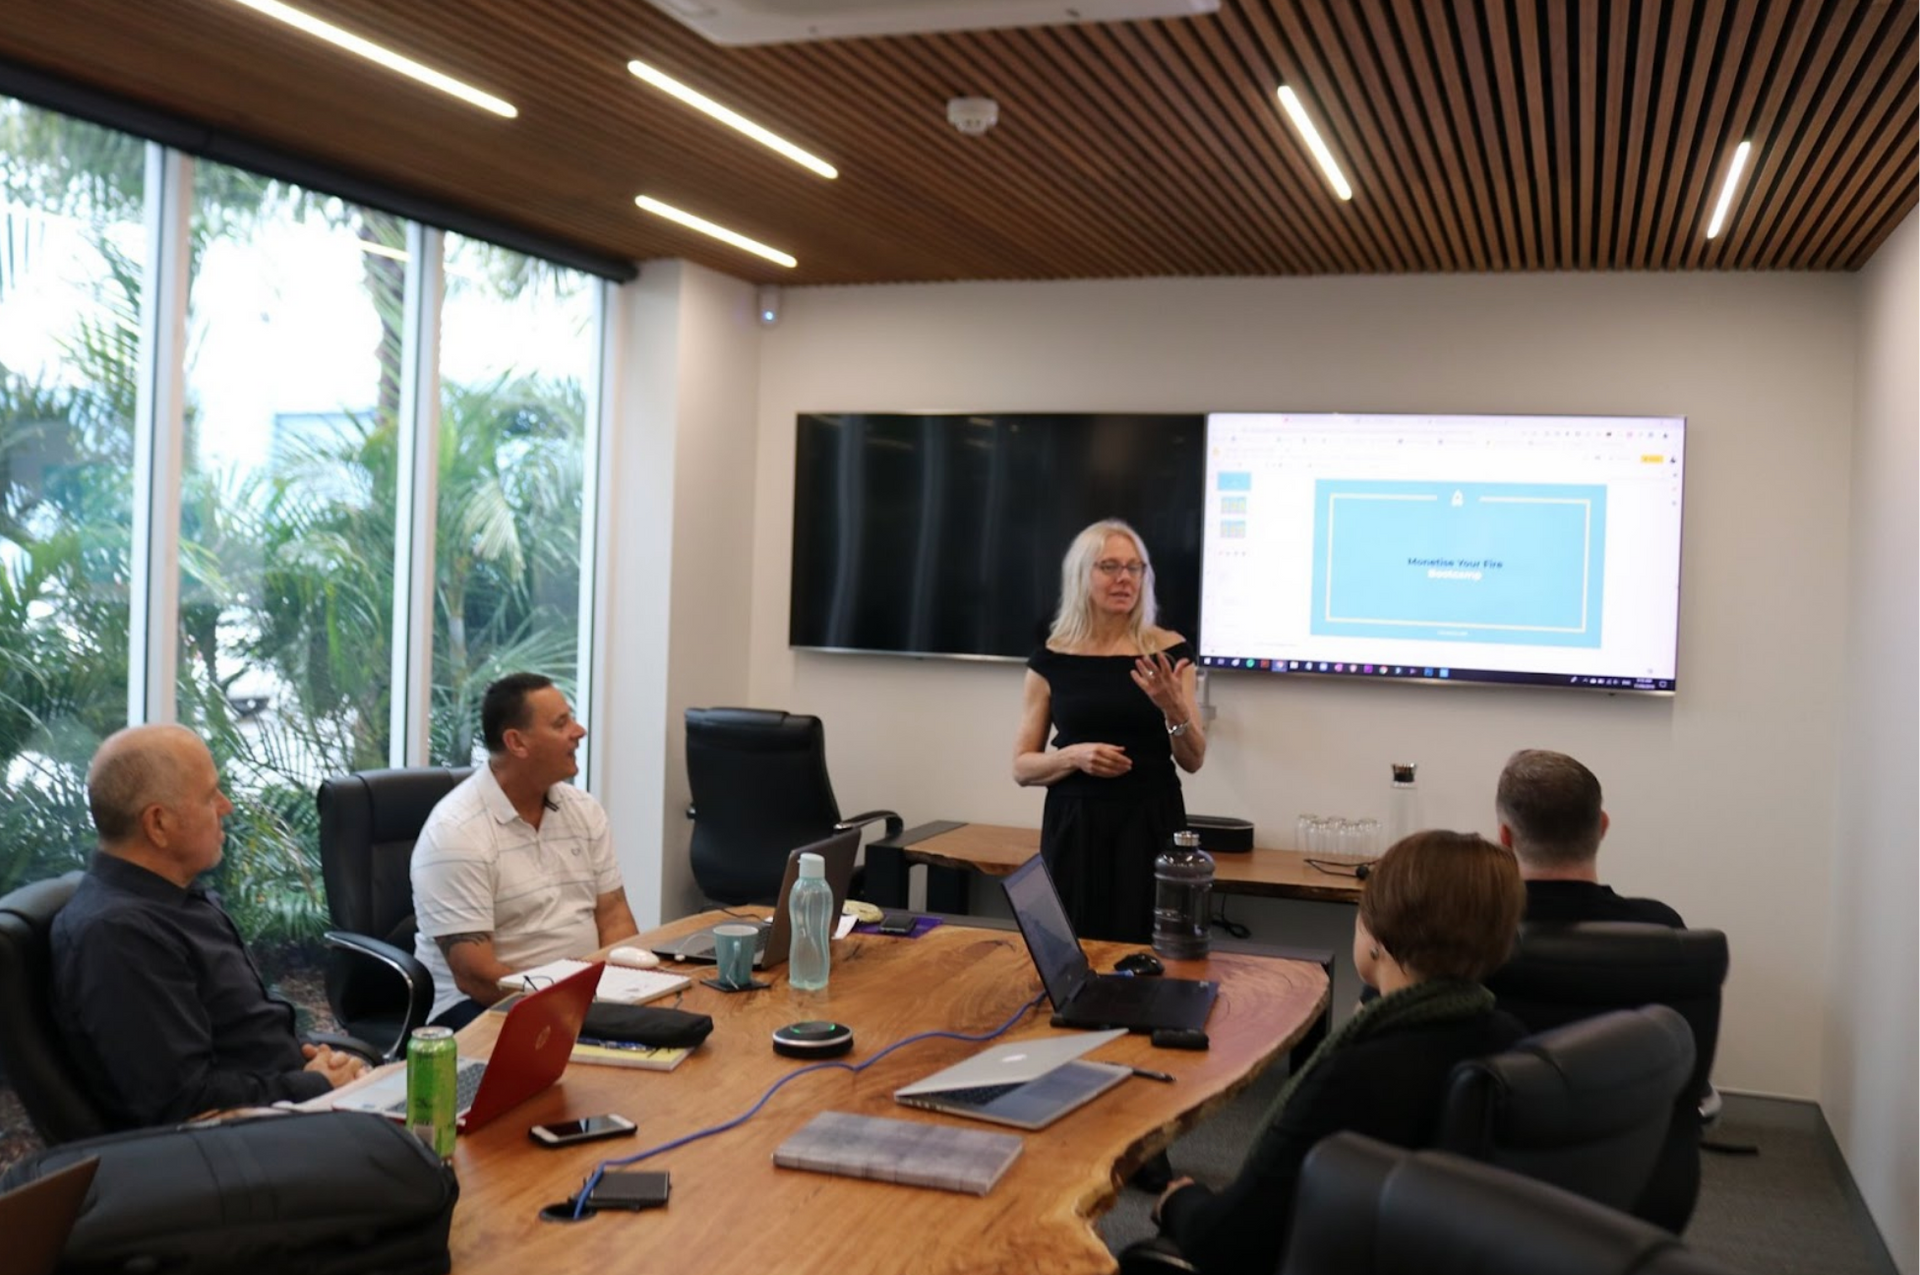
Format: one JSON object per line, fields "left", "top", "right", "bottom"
{"left": 0, "top": 101, "right": 589, "bottom": 949}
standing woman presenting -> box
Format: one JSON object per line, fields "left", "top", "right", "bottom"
{"left": 1013, "top": 519, "right": 1206, "bottom": 942}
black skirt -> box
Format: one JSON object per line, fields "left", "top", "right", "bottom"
{"left": 1039, "top": 786, "right": 1188, "bottom": 944}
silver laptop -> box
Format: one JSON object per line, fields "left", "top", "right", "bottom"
{"left": 654, "top": 829, "right": 858, "bottom": 968}
{"left": 894, "top": 1028, "right": 1130, "bottom": 1129}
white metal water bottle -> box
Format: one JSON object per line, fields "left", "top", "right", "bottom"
{"left": 1387, "top": 762, "right": 1421, "bottom": 847}
{"left": 787, "top": 851, "right": 833, "bottom": 991}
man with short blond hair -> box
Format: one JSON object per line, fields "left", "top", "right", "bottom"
{"left": 1495, "top": 748, "right": 1683, "bottom": 927}
{"left": 52, "top": 724, "right": 365, "bottom": 1129}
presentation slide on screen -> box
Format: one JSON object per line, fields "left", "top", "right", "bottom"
{"left": 1311, "top": 480, "right": 1606, "bottom": 649}
{"left": 1198, "top": 413, "right": 1685, "bottom": 688}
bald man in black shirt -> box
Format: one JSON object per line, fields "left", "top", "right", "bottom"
{"left": 51, "top": 724, "right": 366, "bottom": 1129}
{"left": 1495, "top": 748, "right": 1684, "bottom": 928}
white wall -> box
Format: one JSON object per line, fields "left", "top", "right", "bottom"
{"left": 737, "top": 271, "right": 1860, "bottom": 1100}
{"left": 1823, "top": 211, "right": 1918, "bottom": 1275}
{"left": 598, "top": 261, "right": 762, "bottom": 926}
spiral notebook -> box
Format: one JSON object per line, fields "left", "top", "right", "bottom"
{"left": 499, "top": 957, "right": 689, "bottom": 1005}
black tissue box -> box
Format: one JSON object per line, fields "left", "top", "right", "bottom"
{"left": 1188, "top": 814, "right": 1254, "bottom": 854}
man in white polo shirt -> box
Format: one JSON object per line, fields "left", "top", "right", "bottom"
{"left": 411, "top": 672, "right": 639, "bottom": 1028}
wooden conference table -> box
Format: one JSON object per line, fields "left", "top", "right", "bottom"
{"left": 865, "top": 821, "right": 1367, "bottom": 913}
{"left": 441, "top": 912, "right": 1329, "bottom": 1275}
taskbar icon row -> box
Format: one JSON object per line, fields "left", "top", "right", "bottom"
{"left": 1200, "top": 657, "right": 1453, "bottom": 679}
{"left": 1197, "top": 656, "right": 1674, "bottom": 693}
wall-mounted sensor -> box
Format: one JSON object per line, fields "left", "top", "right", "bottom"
{"left": 757, "top": 284, "right": 781, "bottom": 326}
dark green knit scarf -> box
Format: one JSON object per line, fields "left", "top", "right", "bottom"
{"left": 1262, "top": 979, "right": 1495, "bottom": 1126}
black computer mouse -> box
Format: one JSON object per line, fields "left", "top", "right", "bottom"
{"left": 1114, "top": 951, "right": 1165, "bottom": 977}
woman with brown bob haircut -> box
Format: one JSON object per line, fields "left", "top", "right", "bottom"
{"left": 1153, "top": 831, "right": 1527, "bottom": 1275}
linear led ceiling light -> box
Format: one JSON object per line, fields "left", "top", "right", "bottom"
{"left": 636, "top": 196, "right": 797, "bottom": 268}
{"left": 226, "top": 0, "right": 517, "bottom": 117}
{"left": 1276, "top": 85, "right": 1353, "bottom": 201}
{"left": 627, "top": 59, "right": 837, "bottom": 179}
{"left": 1705, "top": 140, "right": 1753, "bottom": 239}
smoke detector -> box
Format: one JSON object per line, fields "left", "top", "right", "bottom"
{"left": 947, "top": 96, "right": 1000, "bottom": 136}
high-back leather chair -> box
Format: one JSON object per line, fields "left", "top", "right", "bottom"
{"left": 1279, "top": 1133, "right": 1742, "bottom": 1275}
{"left": 1486, "top": 922, "right": 1731, "bottom": 1230}
{"left": 684, "top": 708, "right": 901, "bottom": 905}
{"left": 0, "top": 872, "right": 109, "bottom": 1143}
{"left": 1437, "top": 1005, "right": 1695, "bottom": 1225}
{"left": 316, "top": 767, "right": 470, "bottom": 1059}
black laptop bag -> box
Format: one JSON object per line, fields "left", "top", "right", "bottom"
{"left": 0, "top": 1110, "right": 458, "bottom": 1275}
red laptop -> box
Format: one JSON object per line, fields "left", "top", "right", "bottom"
{"left": 337, "top": 960, "right": 602, "bottom": 1131}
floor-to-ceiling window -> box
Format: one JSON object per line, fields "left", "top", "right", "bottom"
{"left": 177, "top": 168, "right": 403, "bottom": 942}
{"left": 0, "top": 101, "right": 142, "bottom": 882}
{"left": 431, "top": 234, "right": 595, "bottom": 764}
{"left": 0, "top": 96, "right": 609, "bottom": 949}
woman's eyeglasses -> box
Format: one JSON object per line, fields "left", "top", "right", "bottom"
{"left": 1094, "top": 560, "right": 1147, "bottom": 578}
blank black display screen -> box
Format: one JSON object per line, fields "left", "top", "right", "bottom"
{"left": 790, "top": 413, "right": 1205, "bottom": 659}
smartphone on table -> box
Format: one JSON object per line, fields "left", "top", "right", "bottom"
{"left": 529, "top": 1113, "right": 637, "bottom": 1147}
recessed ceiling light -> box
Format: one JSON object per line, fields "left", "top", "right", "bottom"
{"left": 1705, "top": 140, "right": 1753, "bottom": 239}
{"left": 225, "top": 0, "right": 517, "bottom": 118}
{"left": 628, "top": 59, "right": 837, "bottom": 179}
{"left": 636, "top": 196, "right": 797, "bottom": 268}
{"left": 1276, "top": 85, "right": 1353, "bottom": 202}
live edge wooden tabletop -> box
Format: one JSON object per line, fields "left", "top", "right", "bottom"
{"left": 445, "top": 914, "right": 1329, "bottom": 1275}
{"left": 905, "top": 823, "right": 1366, "bottom": 905}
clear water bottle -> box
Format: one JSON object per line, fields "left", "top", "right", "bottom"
{"left": 1387, "top": 762, "right": 1421, "bottom": 847}
{"left": 787, "top": 851, "right": 834, "bottom": 991}
{"left": 1151, "top": 830, "right": 1215, "bottom": 961}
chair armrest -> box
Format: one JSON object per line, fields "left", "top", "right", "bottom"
{"left": 836, "top": 809, "right": 905, "bottom": 841}
{"left": 323, "top": 930, "right": 434, "bottom": 1058}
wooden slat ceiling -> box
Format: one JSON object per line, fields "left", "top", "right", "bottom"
{"left": 0, "top": 0, "right": 1911, "bottom": 283}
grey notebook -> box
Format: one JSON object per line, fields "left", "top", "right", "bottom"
{"left": 772, "top": 1111, "right": 1024, "bottom": 1195}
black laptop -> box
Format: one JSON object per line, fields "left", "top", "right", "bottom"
{"left": 1002, "top": 855, "right": 1217, "bottom": 1033}
{"left": 652, "top": 829, "right": 859, "bottom": 967}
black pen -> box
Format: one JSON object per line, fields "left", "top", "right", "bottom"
{"left": 1129, "top": 1066, "right": 1175, "bottom": 1083}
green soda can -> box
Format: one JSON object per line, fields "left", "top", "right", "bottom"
{"left": 406, "top": 1025, "right": 457, "bottom": 1160}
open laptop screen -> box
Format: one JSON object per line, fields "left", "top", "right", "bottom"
{"left": 1002, "top": 856, "right": 1093, "bottom": 1008}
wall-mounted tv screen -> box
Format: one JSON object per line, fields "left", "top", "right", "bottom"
{"left": 791, "top": 413, "right": 1204, "bottom": 659}
{"left": 1198, "top": 413, "right": 1686, "bottom": 694}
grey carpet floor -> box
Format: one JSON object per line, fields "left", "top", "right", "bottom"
{"left": 1096, "top": 1065, "right": 1897, "bottom": 1275}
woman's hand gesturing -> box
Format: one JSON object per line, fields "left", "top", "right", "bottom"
{"left": 1131, "top": 650, "right": 1192, "bottom": 722}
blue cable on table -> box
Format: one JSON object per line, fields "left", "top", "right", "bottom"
{"left": 570, "top": 990, "right": 1050, "bottom": 1219}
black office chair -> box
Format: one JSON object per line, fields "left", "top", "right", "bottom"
{"left": 316, "top": 767, "right": 470, "bottom": 1059}
{"left": 1437, "top": 1005, "right": 1695, "bottom": 1224}
{"left": 0, "top": 872, "right": 110, "bottom": 1144}
{"left": 1486, "top": 922, "right": 1731, "bottom": 1230}
{"left": 684, "top": 708, "right": 901, "bottom": 906}
{"left": 1279, "top": 1133, "right": 1744, "bottom": 1275}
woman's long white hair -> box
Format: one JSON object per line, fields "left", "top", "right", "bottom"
{"left": 1046, "top": 519, "right": 1161, "bottom": 653}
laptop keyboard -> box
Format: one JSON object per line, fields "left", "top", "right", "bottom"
{"left": 382, "top": 1058, "right": 486, "bottom": 1116}
{"left": 930, "top": 1081, "right": 1022, "bottom": 1108}
{"left": 1083, "top": 977, "right": 1159, "bottom": 1008}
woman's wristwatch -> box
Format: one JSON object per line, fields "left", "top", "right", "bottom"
{"left": 1165, "top": 718, "right": 1191, "bottom": 738}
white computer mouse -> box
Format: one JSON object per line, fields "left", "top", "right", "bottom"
{"left": 607, "top": 945, "right": 661, "bottom": 969}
